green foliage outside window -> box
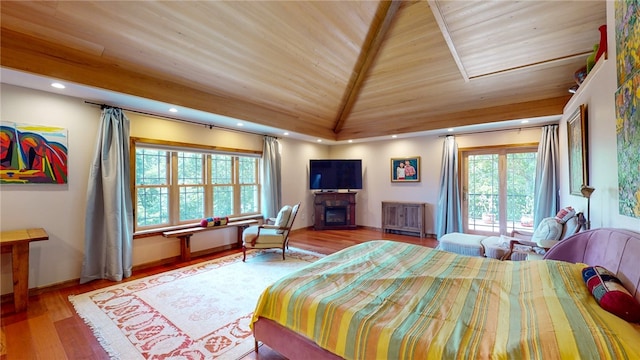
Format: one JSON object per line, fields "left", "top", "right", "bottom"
{"left": 134, "top": 144, "right": 260, "bottom": 230}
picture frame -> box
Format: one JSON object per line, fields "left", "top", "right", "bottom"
{"left": 391, "top": 157, "right": 420, "bottom": 182}
{"left": 567, "top": 104, "right": 588, "bottom": 196}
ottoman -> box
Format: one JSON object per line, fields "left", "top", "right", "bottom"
{"left": 437, "top": 233, "right": 487, "bottom": 257}
{"left": 480, "top": 236, "right": 510, "bottom": 260}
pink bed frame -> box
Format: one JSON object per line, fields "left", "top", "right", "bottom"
{"left": 253, "top": 228, "right": 640, "bottom": 359}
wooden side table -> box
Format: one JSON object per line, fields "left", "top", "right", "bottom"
{"left": 0, "top": 228, "right": 49, "bottom": 312}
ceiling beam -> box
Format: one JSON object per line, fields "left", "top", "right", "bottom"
{"left": 0, "top": 28, "right": 338, "bottom": 140}
{"left": 428, "top": 0, "right": 470, "bottom": 82}
{"left": 334, "top": 95, "right": 571, "bottom": 140}
{"left": 332, "top": 0, "right": 403, "bottom": 134}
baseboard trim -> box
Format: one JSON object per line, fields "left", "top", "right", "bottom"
{"left": 1, "top": 245, "right": 240, "bottom": 305}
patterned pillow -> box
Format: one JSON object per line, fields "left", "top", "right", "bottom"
{"left": 582, "top": 266, "right": 640, "bottom": 323}
{"left": 555, "top": 206, "right": 576, "bottom": 224}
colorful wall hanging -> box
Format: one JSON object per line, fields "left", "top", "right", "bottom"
{"left": 0, "top": 122, "right": 68, "bottom": 184}
{"left": 614, "top": 0, "right": 640, "bottom": 218}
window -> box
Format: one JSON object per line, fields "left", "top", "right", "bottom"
{"left": 133, "top": 139, "right": 260, "bottom": 231}
{"left": 461, "top": 145, "right": 537, "bottom": 235}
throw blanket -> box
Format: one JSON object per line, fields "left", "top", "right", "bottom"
{"left": 252, "top": 240, "right": 640, "bottom": 359}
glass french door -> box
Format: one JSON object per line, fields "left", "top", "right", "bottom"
{"left": 461, "top": 145, "right": 537, "bottom": 236}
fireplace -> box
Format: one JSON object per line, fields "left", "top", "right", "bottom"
{"left": 313, "top": 192, "right": 357, "bottom": 230}
{"left": 325, "top": 206, "right": 347, "bottom": 226}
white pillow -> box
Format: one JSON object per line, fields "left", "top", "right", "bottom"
{"left": 531, "top": 217, "right": 563, "bottom": 243}
{"left": 273, "top": 205, "right": 292, "bottom": 230}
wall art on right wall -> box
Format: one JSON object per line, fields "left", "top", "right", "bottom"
{"left": 615, "top": 0, "right": 640, "bottom": 218}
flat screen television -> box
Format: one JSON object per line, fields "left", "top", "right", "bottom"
{"left": 309, "top": 159, "right": 363, "bottom": 191}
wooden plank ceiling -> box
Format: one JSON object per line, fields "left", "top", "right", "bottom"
{"left": 0, "top": 1, "right": 606, "bottom": 141}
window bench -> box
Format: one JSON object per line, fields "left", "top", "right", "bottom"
{"left": 162, "top": 219, "right": 258, "bottom": 262}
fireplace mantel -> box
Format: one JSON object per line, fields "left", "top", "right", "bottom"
{"left": 313, "top": 192, "right": 357, "bottom": 230}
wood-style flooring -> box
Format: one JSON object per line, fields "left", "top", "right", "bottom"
{"left": 0, "top": 228, "right": 437, "bottom": 360}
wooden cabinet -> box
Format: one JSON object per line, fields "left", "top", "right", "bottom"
{"left": 381, "top": 201, "right": 426, "bottom": 238}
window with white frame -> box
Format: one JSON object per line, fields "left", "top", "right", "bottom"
{"left": 133, "top": 139, "right": 260, "bottom": 231}
{"left": 461, "top": 144, "right": 538, "bottom": 236}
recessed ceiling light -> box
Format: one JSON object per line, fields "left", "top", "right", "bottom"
{"left": 237, "top": 122, "right": 244, "bottom": 127}
{"left": 521, "top": 120, "right": 529, "bottom": 124}
{"left": 348, "top": 140, "right": 353, "bottom": 143}
{"left": 317, "top": 139, "right": 322, "bottom": 142}
{"left": 169, "top": 108, "right": 178, "bottom": 113}
{"left": 51, "top": 82, "right": 65, "bottom": 89}
{"left": 283, "top": 132, "right": 290, "bottom": 136}
{"left": 448, "top": 128, "right": 454, "bottom": 132}
{"left": 392, "top": 135, "right": 397, "bottom": 138}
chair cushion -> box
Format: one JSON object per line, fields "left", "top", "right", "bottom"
{"left": 530, "top": 217, "right": 563, "bottom": 243}
{"left": 582, "top": 266, "right": 640, "bottom": 323}
{"left": 273, "top": 205, "right": 292, "bottom": 233}
{"left": 242, "top": 226, "right": 285, "bottom": 247}
{"left": 285, "top": 203, "right": 300, "bottom": 229}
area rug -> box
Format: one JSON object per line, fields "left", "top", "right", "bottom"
{"left": 69, "top": 248, "right": 324, "bottom": 359}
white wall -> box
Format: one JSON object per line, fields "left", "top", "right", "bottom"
{"left": 559, "top": 1, "right": 640, "bottom": 233}
{"left": 1, "top": 84, "right": 100, "bottom": 295}
{"left": 278, "top": 138, "right": 329, "bottom": 227}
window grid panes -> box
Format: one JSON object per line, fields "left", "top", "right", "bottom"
{"left": 506, "top": 152, "right": 537, "bottom": 233}
{"left": 178, "top": 152, "right": 204, "bottom": 185}
{"left": 238, "top": 157, "right": 256, "bottom": 184}
{"left": 133, "top": 143, "right": 260, "bottom": 231}
{"left": 135, "top": 148, "right": 170, "bottom": 227}
{"left": 212, "top": 155, "right": 232, "bottom": 184}
{"left": 179, "top": 186, "right": 205, "bottom": 221}
{"left": 213, "top": 186, "right": 234, "bottom": 217}
{"left": 240, "top": 185, "right": 259, "bottom": 213}
{"left": 467, "top": 154, "right": 499, "bottom": 233}
{"left": 136, "top": 148, "right": 168, "bottom": 185}
{"left": 136, "top": 187, "right": 169, "bottom": 226}
{"left": 463, "top": 146, "right": 537, "bottom": 235}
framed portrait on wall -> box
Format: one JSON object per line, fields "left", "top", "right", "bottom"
{"left": 391, "top": 157, "right": 420, "bottom": 182}
{"left": 567, "top": 104, "right": 588, "bottom": 196}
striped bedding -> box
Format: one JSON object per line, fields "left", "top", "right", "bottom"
{"left": 251, "top": 240, "right": 640, "bottom": 359}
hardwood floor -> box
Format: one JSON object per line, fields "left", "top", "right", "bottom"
{"left": 0, "top": 228, "right": 437, "bottom": 360}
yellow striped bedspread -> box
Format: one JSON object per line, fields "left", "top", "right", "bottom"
{"left": 251, "top": 240, "right": 640, "bottom": 359}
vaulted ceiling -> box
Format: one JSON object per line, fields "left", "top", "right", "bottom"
{"left": 0, "top": 1, "right": 606, "bottom": 141}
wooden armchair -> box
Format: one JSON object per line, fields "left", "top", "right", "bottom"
{"left": 501, "top": 212, "right": 585, "bottom": 261}
{"left": 242, "top": 203, "right": 300, "bottom": 261}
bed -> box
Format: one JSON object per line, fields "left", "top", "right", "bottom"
{"left": 250, "top": 228, "right": 640, "bottom": 359}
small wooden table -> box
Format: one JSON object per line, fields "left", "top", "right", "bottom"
{"left": 0, "top": 228, "right": 49, "bottom": 312}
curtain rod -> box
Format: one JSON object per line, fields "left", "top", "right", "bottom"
{"left": 84, "top": 100, "right": 272, "bottom": 138}
{"left": 438, "top": 123, "right": 555, "bottom": 137}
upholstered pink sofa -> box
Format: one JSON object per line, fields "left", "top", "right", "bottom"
{"left": 544, "top": 227, "right": 640, "bottom": 301}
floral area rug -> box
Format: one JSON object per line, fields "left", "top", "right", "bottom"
{"left": 69, "top": 248, "right": 324, "bottom": 359}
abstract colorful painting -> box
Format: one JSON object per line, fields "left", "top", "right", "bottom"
{"left": 615, "top": 0, "right": 639, "bottom": 87}
{"left": 0, "top": 122, "right": 68, "bottom": 184}
{"left": 615, "top": 0, "right": 640, "bottom": 218}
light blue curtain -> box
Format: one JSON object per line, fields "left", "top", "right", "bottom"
{"left": 533, "top": 124, "right": 559, "bottom": 227}
{"left": 80, "top": 107, "right": 133, "bottom": 284}
{"left": 436, "top": 136, "right": 463, "bottom": 238}
{"left": 261, "top": 136, "right": 282, "bottom": 218}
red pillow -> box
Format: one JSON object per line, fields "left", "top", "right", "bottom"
{"left": 582, "top": 266, "right": 640, "bottom": 323}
